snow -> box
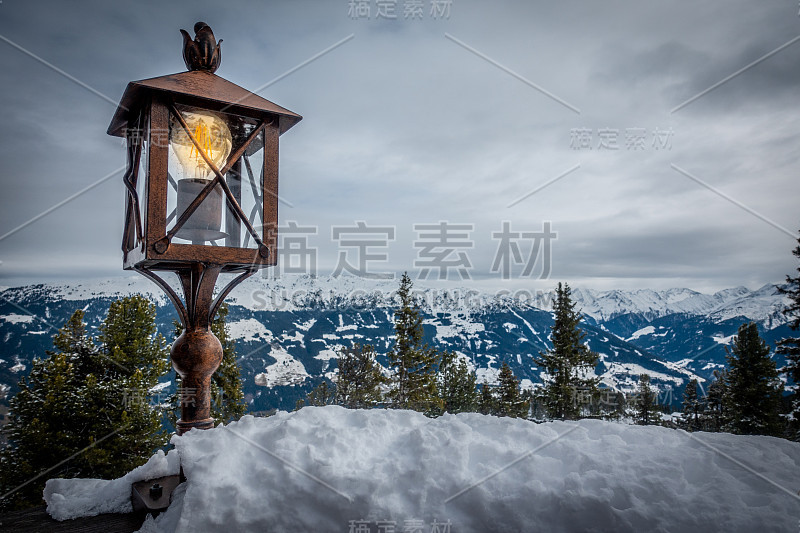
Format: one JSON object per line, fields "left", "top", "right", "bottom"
{"left": 519, "top": 378, "right": 535, "bottom": 391}
{"left": 13, "top": 276, "right": 170, "bottom": 304}
{"left": 475, "top": 368, "right": 498, "bottom": 385}
{"left": 427, "top": 315, "right": 485, "bottom": 341}
{"left": 149, "top": 381, "right": 172, "bottom": 394}
{"left": 600, "top": 362, "right": 684, "bottom": 387}
{"left": 226, "top": 318, "right": 273, "bottom": 343}
{"left": 507, "top": 307, "right": 539, "bottom": 337}
{"left": 280, "top": 330, "right": 306, "bottom": 346}
{"left": 253, "top": 345, "right": 309, "bottom": 387}
{"left": 296, "top": 318, "right": 316, "bottom": 331}
{"left": 626, "top": 325, "right": 654, "bottom": 341}
{"left": 451, "top": 350, "right": 476, "bottom": 372}
{"left": 0, "top": 313, "right": 35, "bottom": 324}
{"left": 708, "top": 284, "right": 788, "bottom": 327}
{"left": 713, "top": 334, "right": 736, "bottom": 345}
{"left": 44, "top": 449, "right": 180, "bottom": 521}
{"left": 43, "top": 407, "right": 800, "bottom": 532}
{"left": 571, "top": 284, "right": 789, "bottom": 324}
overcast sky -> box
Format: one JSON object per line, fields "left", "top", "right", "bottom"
{"left": 0, "top": 0, "right": 798, "bottom": 293}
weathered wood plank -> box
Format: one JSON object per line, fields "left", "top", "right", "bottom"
{"left": 0, "top": 506, "right": 145, "bottom": 533}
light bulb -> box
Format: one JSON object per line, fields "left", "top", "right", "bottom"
{"left": 169, "top": 110, "right": 232, "bottom": 180}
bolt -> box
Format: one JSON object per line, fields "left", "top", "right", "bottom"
{"left": 149, "top": 483, "right": 163, "bottom": 500}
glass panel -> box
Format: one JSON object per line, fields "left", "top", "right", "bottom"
{"left": 231, "top": 130, "right": 264, "bottom": 249}
{"left": 166, "top": 105, "right": 264, "bottom": 249}
{"left": 135, "top": 117, "right": 149, "bottom": 245}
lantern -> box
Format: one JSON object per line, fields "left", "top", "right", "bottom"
{"left": 107, "top": 22, "right": 301, "bottom": 435}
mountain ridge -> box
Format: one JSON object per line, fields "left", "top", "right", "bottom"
{"left": 0, "top": 275, "right": 792, "bottom": 413}
{"left": 0, "top": 274, "right": 788, "bottom": 324}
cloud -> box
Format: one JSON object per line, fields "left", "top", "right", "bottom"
{"left": 0, "top": 0, "right": 797, "bottom": 292}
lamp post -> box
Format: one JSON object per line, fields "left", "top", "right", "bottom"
{"left": 107, "top": 22, "right": 301, "bottom": 435}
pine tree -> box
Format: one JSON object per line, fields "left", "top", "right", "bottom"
{"left": 98, "top": 295, "right": 169, "bottom": 382}
{"left": 703, "top": 370, "right": 727, "bottom": 432}
{"left": 209, "top": 303, "right": 247, "bottom": 423}
{"left": 90, "top": 296, "right": 169, "bottom": 471}
{"left": 777, "top": 231, "right": 800, "bottom": 439}
{"left": 528, "top": 389, "right": 548, "bottom": 421}
{"left": 387, "top": 273, "right": 442, "bottom": 414}
{"left": 679, "top": 379, "right": 702, "bottom": 431}
{"left": 437, "top": 351, "right": 479, "bottom": 414}
{"left": 614, "top": 391, "right": 627, "bottom": 420}
{"left": 0, "top": 312, "right": 95, "bottom": 510}
{"left": 478, "top": 380, "right": 496, "bottom": 415}
{"left": 635, "top": 374, "right": 659, "bottom": 425}
{"left": 495, "top": 362, "right": 528, "bottom": 418}
{"left": 536, "top": 282, "right": 599, "bottom": 420}
{"left": 723, "top": 322, "right": 783, "bottom": 436}
{"left": 0, "top": 298, "right": 169, "bottom": 510}
{"left": 597, "top": 389, "right": 625, "bottom": 421}
{"left": 306, "top": 380, "right": 334, "bottom": 407}
{"left": 335, "top": 343, "right": 386, "bottom": 409}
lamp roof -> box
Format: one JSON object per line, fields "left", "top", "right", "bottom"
{"left": 107, "top": 70, "right": 302, "bottom": 137}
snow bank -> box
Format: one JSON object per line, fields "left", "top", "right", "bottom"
{"left": 46, "top": 407, "right": 800, "bottom": 532}
{"left": 43, "top": 449, "right": 180, "bottom": 521}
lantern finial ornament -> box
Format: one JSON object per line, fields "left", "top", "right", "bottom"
{"left": 180, "top": 22, "right": 222, "bottom": 73}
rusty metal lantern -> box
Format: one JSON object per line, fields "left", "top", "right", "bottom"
{"left": 107, "top": 23, "right": 301, "bottom": 435}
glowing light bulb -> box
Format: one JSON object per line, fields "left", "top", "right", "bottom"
{"left": 170, "top": 110, "right": 232, "bottom": 180}
{"left": 170, "top": 110, "right": 233, "bottom": 243}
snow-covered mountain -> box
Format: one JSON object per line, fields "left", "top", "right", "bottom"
{"left": 4, "top": 274, "right": 786, "bottom": 325}
{"left": 571, "top": 284, "right": 787, "bottom": 325}
{"left": 0, "top": 275, "right": 793, "bottom": 413}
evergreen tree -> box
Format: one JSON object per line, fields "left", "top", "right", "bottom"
{"left": 723, "top": 322, "right": 783, "bottom": 436}
{"left": 0, "top": 297, "right": 169, "bottom": 510}
{"left": 0, "top": 312, "right": 95, "bottom": 510}
{"left": 495, "top": 362, "right": 528, "bottom": 418}
{"left": 635, "top": 374, "right": 659, "bottom": 425}
{"left": 703, "top": 370, "right": 727, "bottom": 432}
{"left": 209, "top": 303, "right": 247, "bottom": 423}
{"left": 437, "top": 351, "right": 479, "bottom": 414}
{"left": 679, "top": 379, "right": 702, "bottom": 431}
{"left": 387, "top": 273, "right": 442, "bottom": 414}
{"left": 306, "top": 380, "right": 335, "bottom": 407}
{"left": 777, "top": 230, "right": 800, "bottom": 439}
{"left": 597, "top": 389, "right": 625, "bottom": 421}
{"left": 536, "top": 282, "right": 599, "bottom": 420}
{"left": 478, "top": 380, "right": 496, "bottom": 416}
{"left": 335, "top": 343, "right": 386, "bottom": 409}
{"left": 614, "top": 391, "right": 627, "bottom": 420}
{"left": 91, "top": 296, "right": 169, "bottom": 469}
{"left": 528, "top": 389, "right": 548, "bottom": 421}
{"left": 98, "top": 295, "right": 169, "bottom": 382}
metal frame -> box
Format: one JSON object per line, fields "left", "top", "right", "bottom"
{"left": 121, "top": 96, "right": 281, "bottom": 272}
